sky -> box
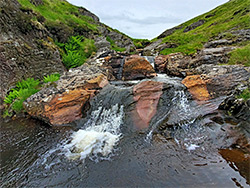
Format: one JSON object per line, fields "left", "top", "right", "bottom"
{"left": 68, "top": 0, "right": 228, "bottom": 39}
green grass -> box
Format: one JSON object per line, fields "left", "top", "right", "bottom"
{"left": 132, "top": 38, "right": 150, "bottom": 49}
{"left": 157, "top": 0, "right": 250, "bottom": 55}
{"left": 56, "top": 36, "right": 96, "bottom": 69}
{"left": 17, "top": 0, "right": 98, "bottom": 32}
{"left": 237, "top": 88, "right": 250, "bottom": 101}
{"left": 106, "top": 36, "right": 126, "bottom": 52}
{"left": 228, "top": 44, "right": 250, "bottom": 66}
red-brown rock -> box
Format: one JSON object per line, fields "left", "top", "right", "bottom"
{"left": 122, "top": 56, "right": 156, "bottom": 80}
{"left": 132, "top": 81, "right": 163, "bottom": 129}
{"left": 154, "top": 55, "right": 168, "bottom": 73}
{"left": 182, "top": 75, "right": 210, "bottom": 101}
{"left": 43, "top": 89, "right": 95, "bottom": 125}
{"left": 24, "top": 65, "right": 109, "bottom": 125}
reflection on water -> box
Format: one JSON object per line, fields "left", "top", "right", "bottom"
{"left": 219, "top": 149, "right": 250, "bottom": 185}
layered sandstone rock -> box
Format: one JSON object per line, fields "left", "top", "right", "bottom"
{"left": 182, "top": 75, "right": 210, "bottom": 101}
{"left": 122, "top": 56, "right": 156, "bottom": 80}
{"left": 182, "top": 65, "right": 250, "bottom": 101}
{"left": 24, "top": 65, "right": 109, "bottom": 125}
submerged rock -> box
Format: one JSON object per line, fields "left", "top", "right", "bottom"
{"left": 122, "top": 56, "right": 156, "bottom": 80}
{"left": 132, "top": 81, "right": 163, "bottom": 129}
{"left": 24, "top": 64, "right": 109, "bottom": 125}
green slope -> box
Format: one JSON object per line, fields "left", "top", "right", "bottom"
{"left": 18, "top": 0, "right": 98, "bottom": 35}
{"left": 155, "top": 0, "right": 250, "bottom": 55}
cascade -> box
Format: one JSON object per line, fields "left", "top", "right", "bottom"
{"left": 64, "top": 104, "right": 124, "bottom": 162}
{"left": 117, "top": 56, "right": 126, "bottom": 80}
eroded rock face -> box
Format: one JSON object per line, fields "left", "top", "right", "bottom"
{"left": 182, "top": 65, "right": 250, "bottom": 101}
{"left": 24, "top": 65, "right": 109, "bottom": 125}
{"left": 182, "top": 75, "right": 210, "bottom": 101}
{"left": 0, "top": 0, "right": 65, "bottom": 99}
{"left": 132, "top": 81, "right": 163, "bottom": 129}
{"left": 165, "top": 53, "right": 191, "bottom": 77}
{"left": 184, "top": 19, "right": 205, "bottom": 32}
{"left": 122, "top": 56, "right": 156, "bottom": 80}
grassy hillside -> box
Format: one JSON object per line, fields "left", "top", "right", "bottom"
{"left": 18, "top": 0, "right": 98, "bottom": 35}
{"left": 16, "top": 0, "right": 137, "bottom": 69}
{"left": 155, "top": 0, "right": 250, "bottom": 55}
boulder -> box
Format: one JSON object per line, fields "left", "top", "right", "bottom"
{"left": 165, "top": 53, "right": 191, "bottom": 77}
{"left": 24, "top": 64, "right": 109, "bottom": 125}
{"left": 132, "top": 81, "right": 163, "bottom": 129}
{"left": 182, "top": 75, "right": 210, "bottom": 101}
{"left": 103, "top": 53, "right": 125, "bottom": 80}
{"left": 219, "top": 96, "right": 250, "bottom": 121}
{"left": 154, "top": 55, "right": 168, "bottom": 73}
{"left": 122, "top": 56, "right": 156, "bottom": 80}
{"left": 182, "top": 65, "right": 250, "bottom": 100}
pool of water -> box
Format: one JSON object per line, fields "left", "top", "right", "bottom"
{"left": 1, "top": 76, "right": 249, "bottom": 187}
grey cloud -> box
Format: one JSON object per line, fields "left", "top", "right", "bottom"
{"left": 68, "top": 0, "right": 229, "bottom": 39}
{"left": 101, "top": 13, "right": 181, "bottom": 25}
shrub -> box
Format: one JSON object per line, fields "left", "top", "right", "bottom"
{"left": 16, "top": 78, "right": 40, "bottom": 89}
{"left": 56, "top": 36, "right": 96, "bottom": 69}
{"left": 132, "top": 38, "right": 150, "bottom": 49}
{"left": 43, "top": 73, "right": 60, "bottom": 83}
{"left": 12, "top": 88, "right": 39, "bottom": 112}
{"left": 3, "top": 78, "right": 40, "bottom": 114}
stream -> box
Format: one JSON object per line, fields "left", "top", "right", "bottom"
{"left": 1, "top": 63, "right": 250, "bottom": 187}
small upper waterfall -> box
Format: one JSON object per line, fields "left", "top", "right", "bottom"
{"left": 117, "top": 56, "right": 126, "bottom": 80}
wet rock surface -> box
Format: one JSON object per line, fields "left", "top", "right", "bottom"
{"left": 132, "top": 81, "right": 163, "bottom": 129}
{"left": 182, "top": 65, "right": 250, "bottom": 100}
{"left": 219, "top": 96, "right": 250, "bottom": 121}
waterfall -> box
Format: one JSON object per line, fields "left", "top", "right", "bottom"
{"left": 64, "top": 104, "right": 124, "bottom": 162}
{"left": 117, "top": 57, "right": 125, "bottom": 80}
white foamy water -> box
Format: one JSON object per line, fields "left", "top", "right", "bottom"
{"left": 64, "top": 104, "right": 124, "bottom": 162}
{"left": 185, "top": 143, "right": 200, "bottom": 151}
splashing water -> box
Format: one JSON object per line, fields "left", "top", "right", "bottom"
{"left": 64, "top": 104, "right": 124, "bottom": 162}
